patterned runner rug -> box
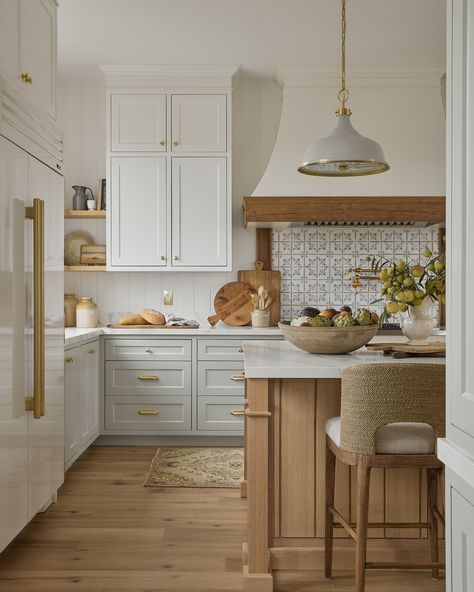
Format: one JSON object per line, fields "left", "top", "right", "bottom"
{"left": 143, "top": 446, "right": 244, "bottom": 488}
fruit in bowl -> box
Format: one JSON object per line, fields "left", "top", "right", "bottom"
{"left": 280, "top": 305, "right": 379, "bottom": 354}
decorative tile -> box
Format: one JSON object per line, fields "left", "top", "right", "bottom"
{"left": 272, "top": 226, "right": 440, "bottom": 320}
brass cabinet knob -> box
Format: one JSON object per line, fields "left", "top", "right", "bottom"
{"left": 88, "top": 348, "right": 95, "bottom": 355}
{"left": 238, "top": 347, "right": 244, "bottom": 353}
{"left": 21, "top": 72, "right": 32, "bottom": 84}
{"left": 145, "top": 347, "right": 152, "bottom": 353}
{"left": 173, "top": 141, "right": 179, "bottom": 146}
{"left": 160, "top": 255, "right": 166, "bottom": 261}
{"left": 160, "top": 141, "right": 165, "bottom": 146}
{"left": 65, "top": 357, "right": 74, "bottom": 364}
{"left": 174, "top": 255, "right": 179, "bottom": 261}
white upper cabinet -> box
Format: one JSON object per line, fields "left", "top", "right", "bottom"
{"left": 0, "top": 0, "right": 57, "bottom": 120}
{"left": 172, "top": 94, "right": 227, "bottom": 152}
{"left": 111, "top": 94, "right": 167, "bottom": 152}
{"left": 110, "top": 156, "right": 167, "bottom": 267}
{"left": 172, "top": 158, "right": 227, "bottom": 267}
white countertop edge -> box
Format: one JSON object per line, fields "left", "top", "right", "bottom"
{"left": 64, "top": 324, "right": 283, "bottom": 346}
{"left": 243, "top": 338, "right": 446, "bottom": 379}
{"left": 438, "top": 438, "right": 474, "bottom": 490}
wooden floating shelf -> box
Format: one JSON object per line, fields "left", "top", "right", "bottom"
{"left": 64, "top": 210, "right": 106, "bottom": 219}
{"left": 65, "top": 265, "right": 107, "bottom": 272}
{"left": 242, "top": 196, "right": 446, "bottom": 226}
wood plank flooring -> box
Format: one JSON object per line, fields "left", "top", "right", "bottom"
{"left": 0, "top": 446, "right": 445, "bottom": 592}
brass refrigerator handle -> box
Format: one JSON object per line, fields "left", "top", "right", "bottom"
{"left": 25, "top": 198, "right": 45, "bottom": 419}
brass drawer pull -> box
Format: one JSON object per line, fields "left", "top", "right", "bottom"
{"left": 138, "top": 375, "right": 160, "bottom": 381}
{"left": 230, "top": 409, "right": 245, "bottom": 416}
{"left": 88, "top": 348, "right": 95, "bottom": 354}
{"left": 138, "top": 409, "right": 160, "bottom": 415}
{"left": 230, "top": 373, "right": 245, "bottom": 381}
{"left": 238, "top": 347, "right": 244, "bottom": 353}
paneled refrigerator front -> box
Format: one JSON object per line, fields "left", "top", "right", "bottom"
{"left": 0, "top": 136, "right": 64, "bottom": 552}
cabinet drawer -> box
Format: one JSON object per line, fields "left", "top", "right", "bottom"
{"left": 105, "top": 396, "right": 191, "bottom": 431}
{"left": 197, "top": 396, "right": 244, "bottom": 432}
{"left": 106, "top": 339, "right": 191, "bottom": 361}
{"left": 198, "top": 339, "right": 244, "bottom": 361}
{"left": 106, "top": 361, "right": 191, "bottom": 396}
{"left": 197, "top": 361, "right": 245, "bottom": 396}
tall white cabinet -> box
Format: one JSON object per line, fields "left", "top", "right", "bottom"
{"left": 438, "top": 0, "right": 474, "bottom": 589}
{"left": 101, "top": 66, "right": 238, "bottom": 271}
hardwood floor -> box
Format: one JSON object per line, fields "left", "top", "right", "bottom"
{"left": 0, "top": 446, "right": 445, "bottom": 591}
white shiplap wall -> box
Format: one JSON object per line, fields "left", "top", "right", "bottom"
{"left": 60, "top": 77, "right": 282, "bottom": 324}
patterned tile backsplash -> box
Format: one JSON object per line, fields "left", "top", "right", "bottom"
{"left": 272, "top": 226, "right": 440, "bottom": 321}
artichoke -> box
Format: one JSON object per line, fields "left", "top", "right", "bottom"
{"left": 309, "top": 315, "right": 333, "bottom": 327}
{"left": 353, "top": 308, "right": 372, "bottom": 326}
{"left": 333, "top": 314, "right": 356, "bottom": 327}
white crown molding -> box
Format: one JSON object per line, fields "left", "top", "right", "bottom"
{"left": 98, "top": 64, "right": 241, "bottom": 89}
{"left": 276, "top": 66, "right": 446, "bottom": 89}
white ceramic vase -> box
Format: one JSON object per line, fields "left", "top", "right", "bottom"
{"left": 400, "top": 297, "right": 434, "bottom": 344}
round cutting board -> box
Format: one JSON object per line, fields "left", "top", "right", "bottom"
{"left": 210, "top": 281, "right": 253, "bottom": 326}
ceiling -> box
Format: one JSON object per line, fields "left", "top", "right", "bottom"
{"left": 58, "top": 0, "right": 446, "bottom": 79}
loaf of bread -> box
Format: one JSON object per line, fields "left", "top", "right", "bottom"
{"left": 118, "top": 314, "right": 149, "bottom": 326}
{"left": 140, "top": 308, "right": 166, "bottom": 325}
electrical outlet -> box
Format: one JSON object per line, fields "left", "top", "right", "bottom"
{"left": 163, "top": 290, "right": 173, "bottom": 306}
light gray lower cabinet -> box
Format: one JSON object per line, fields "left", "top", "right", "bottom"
{"left": 64, "top": 339, "right": 100, "bottom": 468}
{"left": 103, "top": 335, "right": 282, "bottom": 436}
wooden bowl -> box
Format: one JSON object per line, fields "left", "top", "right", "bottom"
{"left": 278, "top": 321, "right": 379, "bottom": 354}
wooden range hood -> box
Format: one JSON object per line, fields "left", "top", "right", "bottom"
{"left": 243, "top": 195, "right": 446, "bottom": 227}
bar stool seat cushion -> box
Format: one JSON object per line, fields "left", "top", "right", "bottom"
{"left": 325, "top": 416, "right": 435, "bottom": 454}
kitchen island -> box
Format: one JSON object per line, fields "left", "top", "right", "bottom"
{"left": 241, "top": 339, "right": 445, "bottom": 592}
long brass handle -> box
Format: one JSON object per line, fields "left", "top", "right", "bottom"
{"left": 137, "top": 375, "right": 160, "bottom": 381}
{"left": 25, "top": 198, "right": 45, "bottom": 419}
{"left": 138, "top": 409, "right": 160, "bottom": 415}
{"left": 230, "top": 374, "right": 245, "bottom": 381}
{"left": 230, "top": 409, "right": 245, "bottom": 416}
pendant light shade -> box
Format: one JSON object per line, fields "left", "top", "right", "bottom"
{"left": 298, "top": 0, "right": 389, "bottom": 177}
{"left": 298, "top": 114, "right": 389, "bottom": 176}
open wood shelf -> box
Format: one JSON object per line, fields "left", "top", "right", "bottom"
{"left": 64, "top": 210, "right": 106, "bottom": 219}
{"left": 65, "top": 265, "right": 107, "bottom": 272}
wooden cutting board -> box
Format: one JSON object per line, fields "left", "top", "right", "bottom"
{"left": 208, "top": 281, "right": 254, "bottom": 326}
{"left": 238, "top": 261, "right": 280, "bottom": 326}
{"left": 108, "top": 324, "right": 199, "bottom": 329}
{"left": 366, "top": 342, "right": 445, "bottom": 358}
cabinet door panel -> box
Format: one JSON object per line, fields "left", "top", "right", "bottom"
{"left": 19, "top": 0, "right": 56, "bottom": 119}
{"left": 172, "top": 157, "right": 227, "bottom": 267}
{"left": 110, "top": 157, "right": 167, "bottom": 267}
{"left": 111, "top": 94, "right": 166, "bottom": 152}
{"left": 172, "top": 94, "right": 226, "bottom": 152}
{"left": 451, "top": 487, "right": 474, "bottom": 590}
{"left": 0, "top": 0, "right": 20, "bottom": 82}
{"left": 78, "top": 342, "right": 99, "bottom": 447}
{"left": 64, "top": 354, "right": 78, "bottom": 463}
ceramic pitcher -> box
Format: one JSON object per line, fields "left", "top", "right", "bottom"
{"left": 72, "top": 185, "right": 94, "bottom": 210}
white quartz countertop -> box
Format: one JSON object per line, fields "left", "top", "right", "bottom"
{"left": 65, "top": 323, "right": 283, "bottom": 346}
{"left": 243, "top": 337, "right": 446, "bottom": 379}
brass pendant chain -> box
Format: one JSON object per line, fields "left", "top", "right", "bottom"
{"left": 337, "top": 0, "right": 351, "bottom": 115}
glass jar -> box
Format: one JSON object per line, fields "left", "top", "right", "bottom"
{"left": 64, "top": 293, "right": 79, "bottom": 327}
{"left": 251, "top": 308, "right": 271, "bottom": 328}
{"left": 76, "top": 297, "right": 98, "bottom": 328}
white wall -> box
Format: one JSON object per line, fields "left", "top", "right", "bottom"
{"left": 60, "top": 77, "right": 281, "bottom": 323}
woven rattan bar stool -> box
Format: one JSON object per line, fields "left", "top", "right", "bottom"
{"left": 325, "top": 363, "right": 445, "bottom": 592}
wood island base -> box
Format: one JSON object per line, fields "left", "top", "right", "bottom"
{"left": 243, "top": 377, "right": 445, "bottom": 591}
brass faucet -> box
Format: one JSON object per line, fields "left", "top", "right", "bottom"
{"left": 347, "top": 267, "right": 379, "bottom": 293}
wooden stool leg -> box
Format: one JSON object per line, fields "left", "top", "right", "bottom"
{"left": 325, "top": 439, "right": 336, "bottom": 579}
{"left": 355, "top": 457, "right": 371, "bottom": 592}
{"left": 427, "top": 468, "right": 440, "bottom": 580}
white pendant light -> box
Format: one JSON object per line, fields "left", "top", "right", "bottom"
{"left": 298, "top": 0, "right": 389, "bottom": 177}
